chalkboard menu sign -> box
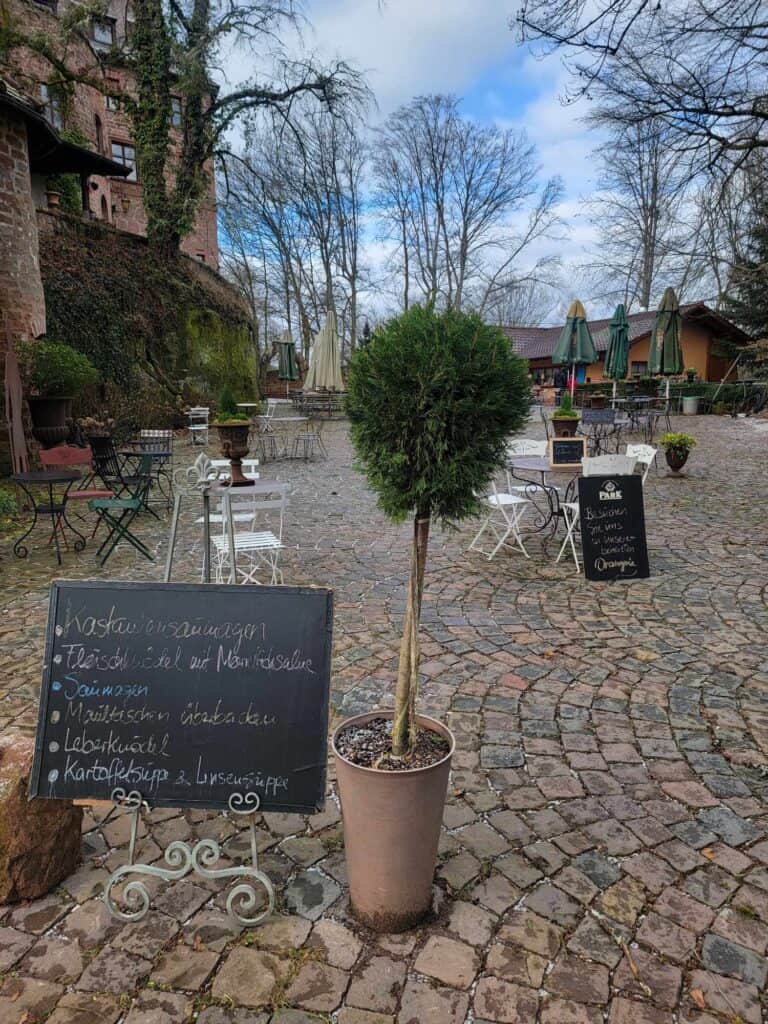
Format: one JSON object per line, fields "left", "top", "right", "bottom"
{"left": 577, "top": 475, "right": 650, "bottom": 581}
{"left": 581, "top": 408, "right": 615, "bottom": 425}
{"left": 30, "top": 581, "right": 333, "bottom": 812}
{"left": 549, "top": 437, "right": 587, "bottom": 467}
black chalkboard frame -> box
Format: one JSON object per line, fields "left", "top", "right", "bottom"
{"left": 549, "top": 436, "right": 587, "bottom": 467}
{"left": 577, "top": 475, "right": 650, "bottom": 582}
{"left": 29, "top": 580, "right": 334, "bottom": 813}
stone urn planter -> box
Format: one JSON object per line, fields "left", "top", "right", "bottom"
{"left": 665, "top": 448, "right": 689, "bottom": 472}
{"left": 214, "top": 421, "right": 251, "bottom": 486}
{"left": 552, "top": 415, "right": 580, "bottom": 438}
{"left": 27, "top": 395, "right": 72, "bottom": 448}
{"left": 333, "top": 711, "right": 455, "bottom": 933}
{"left": 661, "top": 432, "right": 696, "bottom": 475}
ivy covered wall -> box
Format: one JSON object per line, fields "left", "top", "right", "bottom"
{"left": 37, "top": 212, "right": 256, "bottom": 415}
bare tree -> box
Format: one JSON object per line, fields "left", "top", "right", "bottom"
{"left": 220, "top": 108, "right": 367, "bottom": 360}
{"left": 372, "top": 95, "right": 562, "bottom": 312}
{"left": 482, "top": 279, "right": 560, "bottom": 326}
{"left": 582, "top": 120, "right": 690, "bottom": 310}
{"left": 516, "top": 1, "right": 768, "bottom": 178}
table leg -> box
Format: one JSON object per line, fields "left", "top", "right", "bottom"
{"left": 48, "top": 483, "right": 63, "bottom": 567}
{"left": 203, "top": 491, "right": 211, "bottom": 583}
{"left": 12, "top": 481, "right": 37, "bottom": 559}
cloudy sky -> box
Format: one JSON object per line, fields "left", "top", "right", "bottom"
{"left": 224, "top": 0, "right": 605, "bottom": 321}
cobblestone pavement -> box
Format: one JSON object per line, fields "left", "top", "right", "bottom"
{"left": 1, "top": 414, "right": 768, "bottom": 1024}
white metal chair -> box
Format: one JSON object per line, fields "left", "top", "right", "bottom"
{"left": 211, "top": 482, "right": 288, "bottom": 585}
{"left": 507, "top": 439, "right": 547, "bottom": 458}
{"left": 626, "top": 444, "right": 657, "bottom": 484}
{"left": 188, "top": 407, "right": 209, "bottom": 446}
{"left": 582, "top": 454, "right": 638, "bottom": 477}
{"left": 556, "top": 454, "right": 638, "bottom": 572}
{"left": 469, "top": 477, "right": 530, "bottom": 561}
{"left": 206, "top": 458, "right": 260, "bottom": 483}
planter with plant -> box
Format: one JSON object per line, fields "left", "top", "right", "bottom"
{"left": 337, "top": 306, "right": 530, "bottom": 932}
{"left": 686, "top": 367, "right": 697, "bottom": 382}
{"left": 214, "top": 386, "right": 251, "bottom": 486}
{"left": 660, "top": 432, "right": 696, "bottom": 472}
{"left": 18, "top": 341, "right": 100, "bottom": 448}
{"left": 551, "top": 390, "right": 580, "bottom": 437}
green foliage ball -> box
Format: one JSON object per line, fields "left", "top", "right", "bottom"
{"left": 346, "top": 306, "right": 531, "bottom": 524}
{"left": 18, "top": 340, "right": 100, "bottom": 396}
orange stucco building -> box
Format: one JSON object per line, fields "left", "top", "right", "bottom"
{"left": 503, "top": 304, "right": 751, "bottom": 384}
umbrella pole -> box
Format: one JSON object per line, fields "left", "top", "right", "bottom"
{"left": 612, "top": 380, "right": 617, "bottom": 404}
{"left": 571, "top": 362, "right": 576, "bottom": 398}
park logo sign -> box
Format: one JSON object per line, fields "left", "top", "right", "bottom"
{"left": 577, "top": 474, "right": 650, "bottom": 581}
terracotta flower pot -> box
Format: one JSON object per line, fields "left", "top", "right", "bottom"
{"left": 333, "top": 711, "right": 455, "bottom": 933}
{"left": 214, "top": 421, "right": 251, "bottom": 486}
{"left": 665, "top": 448, "right": 689, "bottom": 472}
{"left": 28, "top": 396, "right": 72, "bottom": 448}
{"left": 552, "top": 416, "right": 580, "bottom": 438}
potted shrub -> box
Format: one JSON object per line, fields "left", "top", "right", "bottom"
{"left": 551, "top": 390, "right": 580, "bottom": 437}
{"left": 686, "top": 367, "right": 697, "bottom": 382}
{"left": 660, "top": 431, "right": 696, "bottom": 472}
{"left": 18, "top": 341, "right": 99, "bottom": 448}
{"left": 337, "top": 306, "right": 530, "bottom": 932}
{"left": 214, "top": 385, "right": 251, "bottom": 486}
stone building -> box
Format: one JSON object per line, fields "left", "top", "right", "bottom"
{"left": 1, "top": 0, "right": 219, "bottom": 268}
{"left": 0, "top": 80, "right": 129, "bottom": 469}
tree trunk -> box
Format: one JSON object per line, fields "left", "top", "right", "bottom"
{"left": 391, "top": 514, "right": 430, "bottom": 757}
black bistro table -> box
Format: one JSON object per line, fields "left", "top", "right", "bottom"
{"left": 11, "top": 469, "right": 85, "bottom": 565}
{"left": 508, "top": 456, "right": 583, "bottom": 536}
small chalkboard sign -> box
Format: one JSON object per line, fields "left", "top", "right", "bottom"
{"left": 549, "top": 437, "right": 587, "bottom": 467}
{"left": 577, "top": 475, "right": 650, "bottom": 581}
{"left": 30, "top": 581, "right": 333, "bottom": 812}
{"left": 581, "top": 408, "right": 615, "bottom": 425}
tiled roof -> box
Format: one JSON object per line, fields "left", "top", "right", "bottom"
{"left": 501, "top": 303, "right": 748, "bottom": 361}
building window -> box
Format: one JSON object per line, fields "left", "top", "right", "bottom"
{"left": 106, "top": 91, "right": 120, "bottom": 111}
{"left": 111, "top": 141, "right": 137, "bottom": 181}
{"left": 94, "top": 115, "right": 103, "bottom": 153}
{"left": 631, "top": 361, "right": 649, "bottom": 376}
{"left": 40, "top": 84, "right": 64, "bottom": 131}
{"left": 170, "top": 96, "right": 183, "bottom": 128}
{"left": 91, "top": 17, "right": 116, "bottom": 49}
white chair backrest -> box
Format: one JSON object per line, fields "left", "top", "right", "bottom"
{"left": 583, "top": 454, "right": 637, "bottom": 477}
{"left": 626, "top": 444, "right": 657, "bottom": 465}
{"left": 221, "top": 483, "right": 288, "bottom": 539}
{"left": 507, "top": 438, "right": 547, "bottom": 458}
{"left": 188, "top": 406, "right": 209, "bottom": 424}
{"left": 626, "top": 444, "right": 657, "bottom": 484}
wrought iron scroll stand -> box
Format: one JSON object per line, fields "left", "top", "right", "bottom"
{"left": 104, "top": 788, "right": 275, "bottom": 926}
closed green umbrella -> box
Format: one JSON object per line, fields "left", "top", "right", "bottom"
{"left": 604, "top": 303, "right": 630, "bottom": 402}
{"left": 553, "top": 299, "right": 597, "bottom": 397}
{"left": 277, "top": 336, "right": 298, "bottom": 397}
{"left": 648, "top": 287, "right": 683, "bottom": 398}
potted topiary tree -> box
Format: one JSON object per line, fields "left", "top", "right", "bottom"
{"left": 17, "top": 340, "right": 100, "bottom": 448}
{"left": 214, "top": 385, "right": 251, "bottom": 485}
{"left": 660, "top": 431, "right": 696, "bottom": 472}
{"left": 336, "top": 305, "right": 531, "bottom": 932}
{"left": 551, "top": 390, "right": 580, "bottom": 437}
